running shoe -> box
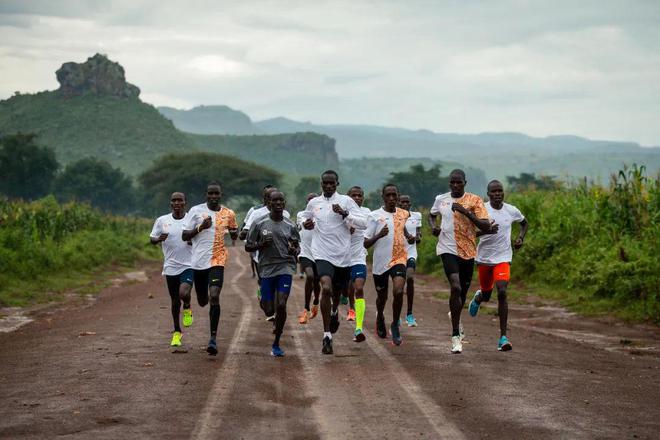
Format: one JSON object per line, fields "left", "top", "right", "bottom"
{"left": 447, "top": 311, "right": 465, "bottom": 341}
{"left": 170, "top": 331, "right": 182, "bottom": 347}
{"left": 271, "top": 344, "right": 285, "bottom": 357}
{"left": 391, "top": 323, "right": 402, "bottom": 346}
{"left": 376, "top": 314, "right": 387, "bottom": 339}
{"left": 347, "top": 309, "right": 356, "bottom": 321}
{"left": 498, "top": 335, "right": 512, "bottom": 351}
{"left": 310, "top": 304, "right": 319, "bottom": 319}
{"left": 468, "top": 290, "right": 482, "bottom": 317}
{"left": 354, "top": 328, "right": 366, "bottom": 343}
{"left": 405, "top": 314, "right": 417, "bottom": 327}
{"left": 451, "top": 335, "right": 463, "bottom": 354}
{"left": 266, "top": 314, "right": 276, "bottom": 322}
{"left": 182, "top": 308, "right": 193, "bottom": 327}
{"left": 322, "top": 336, "right": 333, "bottom": 355}
{"left": 206, "top": 338, "right": 218, "bottom": 356}
{"left": 330, "top": 311, "right": 340, "bottom": 333}
{"left": 340, "top": 295, "right": 349, "bottom": 305}
{"left": 298, "top": 309, "right": 309, "bottom": 324}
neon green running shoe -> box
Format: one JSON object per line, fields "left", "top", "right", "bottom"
{"left": 182, "top": 308, "right": 193, "bottom": 327}
{"left": 170, "top": 331, "right": 182, "bottom": 347}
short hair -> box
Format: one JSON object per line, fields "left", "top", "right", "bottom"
{"left": 487, "top": 179, "right": 503, "bottom": 191}
{"left": 171, "top": 191, "right": 186, "bottom": 201}
{"left": 348, "top": 186, "right": 363, "bottom": 194}
{"left": 449, "top": 169, "right": 466, "bottom": 180}
{"left": 382, "top": 183, "right": 399, "bottom": 194}
{"left": 321, "top": 170, "right": 339, "bottom": 180}
{"left": 207, "top": 181, "right": 222, "bottom": 189}
{"left": 399, "top": 194, "right": 410, "bottom": 201}
{"left": 263, "top": 184, "right": 274, "bottom": 190}
{"left": 269, "top": 190, "right": 285, "bottom": 199}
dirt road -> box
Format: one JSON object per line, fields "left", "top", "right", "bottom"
{"left": 1, "top": 253, "right": 659, "bottom": 439}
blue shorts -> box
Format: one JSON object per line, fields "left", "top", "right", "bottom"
{"left": 259, "top": 274, "right": 293, "bottom": 302}
{"left": 179, "top": 268, "right": 194, "bottom": 285}
{"left": 350, "top": 264, "right": 367, "bottom": 281}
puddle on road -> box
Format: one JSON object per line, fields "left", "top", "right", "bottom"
{"left": 0, "top": 308, "right": 34, "bottom": 333}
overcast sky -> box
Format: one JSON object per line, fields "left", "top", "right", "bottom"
{"left": 1, "top": 0, "right": 659, "bottom": 145}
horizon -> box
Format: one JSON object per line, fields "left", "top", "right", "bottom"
{"left": 1, "top": 1, "right": 660, "bottom": 146}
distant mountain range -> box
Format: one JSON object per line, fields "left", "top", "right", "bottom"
{"left": 159, "top": 105, "right": 660, "bottom": 183}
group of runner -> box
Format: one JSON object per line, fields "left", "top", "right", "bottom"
{"left": 150, "top": 168, "right": 527, "bottom": 357}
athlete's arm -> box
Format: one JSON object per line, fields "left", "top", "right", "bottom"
{"left": 182, "top": 216, "right": 211, "bottom": 241}
{"left": 150, "top": 233, "right": 168, "bottom": 244}
{"left": 343, "top": 199, "right": 368, "bottom": 228}
{"left": 364, "top": 224, "right": 389, "bottom": 249}
{"left": 514, "top": 218, "right": 528, "bottom": 249}
{"left": 428, "top": 213, "right": 441, "bottom": 237}
{"left": 451, "top": 203, "right": 491, "bottom": 233}
{"left": 415, "top": 226, "right": 422, "bottom": 243}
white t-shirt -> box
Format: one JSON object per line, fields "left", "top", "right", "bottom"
{"left": 296, "top": 211, "right": 314, "bottom": 261}
{"left": 476, "top": 201, "right": 525, "bottom": 265}
{"left": 404, "top": 211, "right": 422, "bottom": 260}
{"left": 349, "top": 206, "right": 372, "bottom": 266}
{"left": 184, "top": 203, "right": 238, "bottom": 270}
{"left": 243, "top": 205, "right": 290, "bottom": 230}
{"left": 150, "top": 212, "right": 192, "bottom": 276}
{"left": 302, "top": 192, "right": 368, "bottom": 267}
{"left": 364, "top": 207, "right": 409, "bottom": 275}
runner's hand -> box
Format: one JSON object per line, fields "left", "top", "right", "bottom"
{"left": 303, "top": 218, "right": 315, "bottom": 230}
{"left": 451, "top": 203, "right": 468, "bottom": 215}
{"left": 378, "top": 224, "right": 389, "bottom": 238}
{"left": 332, "top": 204, "right": 347, "bottom": 217}
{"left": 407, "top": 235, "right": 416, "bottom": 244}
{"left": 200, "top": 216, "right": 213, "bottom": 230}
{"left": 514, "top": 236, "right": 524, "bottom": 250}
{"left": 350, "top": 227, "right": 355, "bottom": 235}
{"left": 489, "top": 222, "right": 500, "bottom": 234}
{"left": 238, "top": 230, "right": 247, "bottom": 240}
{"left": 158, "top": 233, "right": 169, "bottom": 242}
{"left": 432, "top": 226, "right": 441, "bottom": 237}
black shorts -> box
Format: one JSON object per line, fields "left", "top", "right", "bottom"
{"left": 165, "top": 269, "right": 193, "bottom": 298}
{"left": 440, "top": 253, "right": 474, "bottom": 285}
{"left": 299, "top": 257, "right": 319, "bottom": 280}
{"left": 193, "top": 266, "right": 225, "bottom": 305}
{"left": 315, "top": 259, "right": 350, "bottom": 291}
{"left": 373, "top": 264, "right": 407, "bottom": 292}
{"left": 406, "top": 258, "right": 416, "bottom": 270}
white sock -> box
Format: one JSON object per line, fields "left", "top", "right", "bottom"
{"left": 331, "top": 309, "right": 338, "bottom": 316}
{"left": 324, "top": 331, "right": 332, "bottom": 339}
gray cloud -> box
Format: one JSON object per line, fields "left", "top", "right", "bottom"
{"left": 1, "top": 0, "right": 659, "bottom": 145}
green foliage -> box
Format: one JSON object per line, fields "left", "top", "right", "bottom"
{"left": 187, "top": 131, "right": 339, "bottom": 176}
{"left": 294, "top": 176, "right": 320, "bottom": 205}
{"left": 0, "top": 196, "right": 157, "bottom": 307}
{"left": 137, "top": 152, "right": 281, "bottom": 216}
{"left": 54, "top": 157, "right": 136, "bottom": 214}
{"left": 506, "top": 172, "right": 561, "bottom": 192}
{"left": 0, "top": 134, "right": 59, "bottom": 200}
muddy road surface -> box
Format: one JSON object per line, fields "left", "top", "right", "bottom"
{"left": 1, "top": 254, "right": 659, "bottom": 439}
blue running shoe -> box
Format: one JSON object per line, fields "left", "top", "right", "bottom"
{"left": 206, "top": 338, "right": 218, "bottom": 356}
{"left": 405, "top": 314, "right": 418, "bottom": 327}
{"left": 271, "top": 344, "right": 285, "bottom": 357}
{"left": 390, "top": 323, "right": 402, "bottom": 346}
{"left": 469, "top": 290, "right": 482, "bottom": 317}
{"left": 498, "top": 335, "right": 512, "bottom": 351}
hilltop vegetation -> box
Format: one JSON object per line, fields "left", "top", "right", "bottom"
{"left": 158, "top": 105, "right": 256, "bottom": 135}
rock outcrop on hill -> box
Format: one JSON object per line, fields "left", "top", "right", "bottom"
{"left": 56, "top": 53, "right": 140, "bottom": 99}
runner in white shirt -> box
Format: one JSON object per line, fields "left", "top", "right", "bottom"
{"left": 239, "top": 184, "right": 275, "bottom": 278}
{"left": 468, "top": 180, "right": 528, "bottom": 352}
{"left": 398, "top": 195, "right": 422, "bottom": 328}
{"left": 346, "top": 186, "right": 371, "bottom": 342}
{"left": 301, "top": 170, "right": 367, "bottom": 355}
{"left": 364, "top": 184, "right": 410, "bottom": 346}
{"left": 150, "top": 192, "right": 193, "bottom": 352}
{"left": 296, "top": 193, "right": 321, "bottom": 325}
{"left": 182, "top": 182, "right": 238, "bottom": 356}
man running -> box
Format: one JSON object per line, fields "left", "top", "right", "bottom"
{"left": 240, "top": 185, "right": 274, "bottom": 277}
{"left": 246, "top": 191, "right": 300, "bottom": 357}
{"left": 302, "top": 170, "right": 367, "bottom": 355}
{"left": 468, "top": 180, "right": 528, "bottom": 351}
{"left": 297, "top": 192, "right": 321, "bottom": 324}
{"left": 364, "top": 184, "right": 410, "bottom": 346}
{"left": 398, "top": 194, "right": 422, "bottom": 327}
{"left": 150, "top": 192, "right": 193, "bottom": 352}
{"left": 182, "top": 182, "right": 238, "bottom": 355}
{"left": 429, "top": 169, "right": 493, "bottom": 354}
{"left": 346, "top": 186, "right": 371, "bottom": 342}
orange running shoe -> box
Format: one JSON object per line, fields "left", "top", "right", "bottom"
{"left": 298, "top": 309, "right": 309, "bottom": 324}
{"left": 347, "top": 309, "right": 356, "bottom": 321}
{"left": 310, "top": 304, "right": 319, "bottom": 319}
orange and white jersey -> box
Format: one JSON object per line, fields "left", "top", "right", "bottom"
{"left": 365, "top": 207, "right": 410, "bottom": 275}
{"left": 185, "top": 203, "right": 238, "bottom": 270}
{"left": 430, "top": 192, "right": 489, "bottom": 260}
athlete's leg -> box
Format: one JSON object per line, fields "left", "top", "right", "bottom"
{"left": 273, "top": 275, "right": 292, "bottom": 349}
{"left": 353, "top": 277, "right": 366, "bottom": 330}
{"left": 208, "top": 266, "right": 224, "bottom": 339}
{"left": 405, "top": 266, "right": 415, "bottom": 316}
{"left": 320, "top": 276, "right": 333, "bottom": 333}
{"left": 348, "top": 282, "right": 356, "bottom": 311}
{"left": 458, "top": 257, "right": 475, "bottom": 307}
{"left": 496, "top": 280, "right": 509, "bottom": 336}
{"left": 166, "top": 275, "right": 182, "bottom": 333}
{"left": 441, "top": 254, "right": 463, "bottom": 336}
{"left": 391, "top": 275, "right": 406, "bottom": 326}
{"left": 193, "top": 269, "right": 209, "bottom": 307}
{"left": 303, "top": 266, "right": 315, "bottom": 310}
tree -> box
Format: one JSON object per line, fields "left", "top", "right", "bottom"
{"left": 294, "top": 176, "right": 320, "bottom": 207}
{"left": 387, "top": 164, "right": 447, "bottom": 208}
{"left": 138, "top": 152, "right": 281, "bottom": 216}
{"left": 0, "top": 134, "right": 59, "bottom": 200}
{"left": 54, "top": 157, "right": 136, "bottom": 213}
{"left": 506, "top": 173, "right": 561, "bottom": 192}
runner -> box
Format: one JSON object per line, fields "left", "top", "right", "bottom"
{"left": 245, "top": 190, "right": 300, "bottom": 357}
{"left": 150, "top": 192, "right": 193, "bottom": 352}
{"left": 398, "top": 194, "right": 422, "bottom": 327}
{"left": 468, "top": 180, "right": 528, "bottom": 351}
{"left": 364, "top": 184, "right": 410, "bottom": 346}
{"left": 346, "top": 186, "right": 371, "bottom": 342}
{"left": 301, "top": 170, "right": 367, "bottom": 355}
{"left": 428, "top": 169, "right": 494, "bottom": 354}
{"left": 182, "top": 182, "right": 238, "bottom": 356}
{"left": 297, "top": 192, "right": 321, "bottom": 324}
{"left": 240, "top": 185, "right": 274, "bottom": 278}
